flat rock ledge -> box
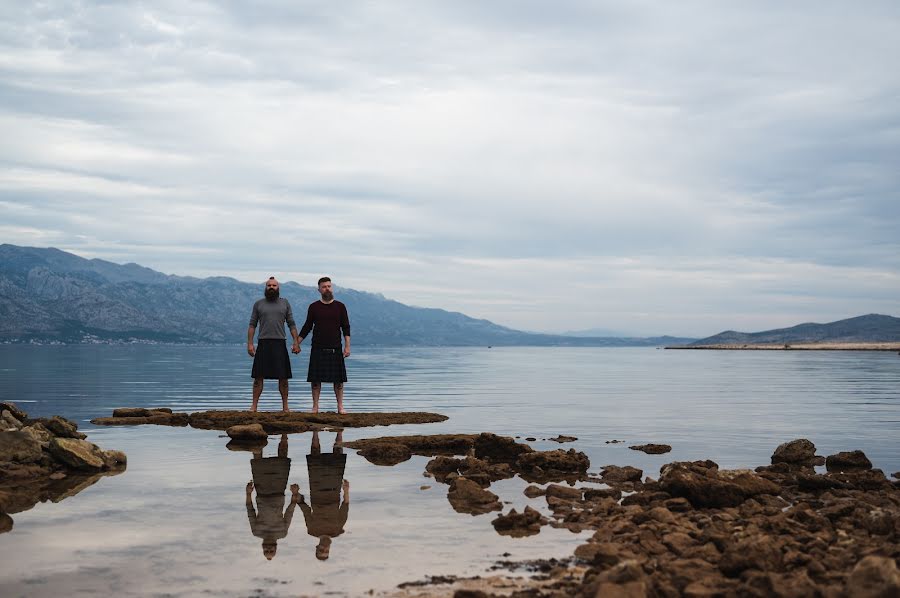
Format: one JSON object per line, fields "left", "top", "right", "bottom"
{"left": 1, "top": 402, "right": 126, "bottom": 534}
{"left": 92, "top": 408, "right": 448, "bottom": 432}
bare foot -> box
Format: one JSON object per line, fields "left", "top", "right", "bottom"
{"left": 338, "top": 409, "right": 347, "bottom": 415}
{"left": 281, "top": 408, "right": 291, "bottom": 413}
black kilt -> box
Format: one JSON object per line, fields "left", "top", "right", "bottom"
{"left": 307, "top": 348, "right": 348, "bottom": 383}
{"left": 251, "top": 339, "right": 293, "bottom": 380}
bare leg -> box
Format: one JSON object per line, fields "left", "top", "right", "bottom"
{"left": 251, "top": 378, "right": 264, "bottom": 412}
{"left": 311, "top": 383, "right": 321, "bottom": 413}
{"left": 278, "top": 434, "right": 288, "bottom": 458}
{"left": 311, "top": 430, "right": 321, "bottom": 455}
{"left": 278, "top": 379, "right": 289, "bottom": 412}
{"left": 335, "top": 383, "right": 346, "bottom": 414}
{"left": 334, "top": 430, "right": 343, "bottom": 454}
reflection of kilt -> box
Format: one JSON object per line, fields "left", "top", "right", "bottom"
{"left": 251, "top": 456, "right": 291, "bottom": 495}
{"left": 251, "top": 339, "right": 292, "bottom": 380}
{"left": 307, "top": 348, "right": 348, "bottom": 383}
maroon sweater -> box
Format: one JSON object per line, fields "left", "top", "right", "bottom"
{"left": 299, "top": 300, "right": 351, "bottom": 348}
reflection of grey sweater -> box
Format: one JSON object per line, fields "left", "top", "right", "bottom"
{"left": 249, "top": 298, "right": 297, "bottom": 340}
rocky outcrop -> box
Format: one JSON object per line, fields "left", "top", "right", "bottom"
{"left": 355, "top": 442, "right": 412, "bottom": 466}
{"left": 0, "top": 403, "right": 127, "bottom": 534}
{"left": 225, "top": 424, "right": 267, "bottom": 442}
{"left": 771, "top": 438, "right": 817, "bottom": 464}
{"left": 516, "top": 449, "right": 590, "bottom": 481}
{"left": 92, "top": 408, "right": 189, "bottom": 427}
{"left": 473, "top": 433, "right": 533, "bottom": 463}
{"left": 658, "top": 460, "right": 781, "bottom": 508}
{"left": 343, "top": 434, "right": 477, "bottom": 456}
{"left": 548, "top": 435, "right": 578, "bottom": 443}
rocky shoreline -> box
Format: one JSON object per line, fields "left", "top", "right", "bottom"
{"left": 344, "top": 432, "right": 900, "bottom": 597}
{"left": 666, "top": 343, "right": 900, "bottom": 351}
{"left": 0, "top": 402, "right": 127, "bottom": 534}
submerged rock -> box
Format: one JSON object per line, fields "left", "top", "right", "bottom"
{"left": 629, "top": 443, "right": 672, "bottom": 454}
{"left": 548, "top": 435, "right": 578, "bottom": 443}
{"left": 447, "top": 477, "right": 502, "bottom": 515}
{"left": 356, "top": 442, "right": 412, "bottom": 466}
{"left": 491, "top": 506, "right": 548, "bottom": 537}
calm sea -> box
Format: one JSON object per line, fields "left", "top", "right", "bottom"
{"left": 1, "top": 345, "right": 898, "bottom": 596}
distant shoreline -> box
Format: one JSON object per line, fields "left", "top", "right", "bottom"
{"left": 666, "top": 342, "right": 900, "bottom": 351}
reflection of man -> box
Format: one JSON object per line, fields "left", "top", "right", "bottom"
{"left": 247, "top": 277, "right": 301, "bottom": 412}
{"left": 299, "top": 431, "right": 350, "bottom": 560}
{"left": 298, "top": 277, "right": 351, "bottom": 414}
{"left": 246, "top": 434, "right": 299, "bottom": 560}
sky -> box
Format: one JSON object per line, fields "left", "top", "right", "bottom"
{"left": 1, "top": 1, "right": 899, "bottom": 337}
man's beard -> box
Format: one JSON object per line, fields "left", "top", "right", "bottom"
{"left": 321, "top": 290, "right": 334, "bottom": 302}
{"left": 265, "top": 288, "right": 279, "bottom": 300}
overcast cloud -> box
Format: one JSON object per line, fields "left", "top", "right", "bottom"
{"left": 1, "top": 1, "right": 898, "bottom": 336}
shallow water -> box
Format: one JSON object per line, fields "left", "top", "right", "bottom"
{"left": 1, "top": 345, "right": 899, "bottom": 596}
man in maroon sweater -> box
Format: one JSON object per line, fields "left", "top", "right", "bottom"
{"left": 298, "top": 277, "right": 351, "bottom": 414}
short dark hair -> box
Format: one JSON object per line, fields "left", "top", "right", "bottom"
{"left": 317, "top": 277, "right": 331, "bottom": 286}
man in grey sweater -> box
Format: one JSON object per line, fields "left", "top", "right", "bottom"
{"left": 247, "top": 277, "right": 301, "bottom": 412}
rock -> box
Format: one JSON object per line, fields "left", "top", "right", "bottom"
{"left": 40, "top": 416, "right": 87, "bottom": 440}
{"left": 1, "top": 410, "right": 23, "bottom": 430}
{"left": 447, "top": 476, "right": 502, "bottom": 515}
{"left": 491, "top": 506, "right": 548, "bottom": 537}
{"left": 0, "top": 430, "right": 44, "bottom": 463}
{"left": 426, "top": 456, "right": 463, "bottom": 478}
{"left": 545, "top": 484, "right": 584, "bottom": 501}
{"left": 0, "top": 512, "right": 12, "bottom": 534}
{"left": 575, "top": 542, "right": 638, "bottom": 568}
{"left": 589, "top": 560, "right": 650, "bottom": 597}
{"left": 343, "top": 434, "right": 476, "bottom": 456}
{"left": 356, "top": 442, "right": 412, "bottom": 466}
{"left": 517, "top": 449, "right": 590, "bottom": 478}
{"left": 112, "top": 408, "right": 153, "bottom": 418}
{"left": 101, "top": 450, "right": 127, "bottom": 468}
{"left": 606, "top": 439, "right": 625, "bottom": 444}
{"left": 658, "top": 461, "right": 780, "bottom": 508}
{"left": 525, "top": 437, "right": 537, "bottom": 441}
{"left": 600, "top": 465, "right": 643, "bottom": 483}
{"left": 48, "top": 437, "right": 106, "bottom": 470}
{"left": 846, "top": 556, "right": 900, "bottom": 598}
{"left": 420, "top": 485, "right": 431, "bottom": 490}
{"left": 0, "top": 402, "right": 27, "bottom": 422}
{"left": 226, "top": 423, "right": 268, "bottom": 441}
{"left": 473, "top": 433, "right": 533, "bottom": 463}
{"left": 825, "top": 450, "right": 873, "bottom": 471}
{"left": 20, "top": 425, "right": 52, "bottom": 449}
{"left": 524, "top": 485, "right": 546, "bottom": 498}
{"left": 771, "top": 439, "right": 816, "bottom": 464}
{"left": 719, "top": 535, "right": 784, "bottom": 577}
{"left": 585, "top": 487, "right": 623, "bottom": 501}
{"left": 549, "top": 435, "right": 578, "bottom": 443}
{"left": 629, "top": 444, "right": 672, "bottom": 454}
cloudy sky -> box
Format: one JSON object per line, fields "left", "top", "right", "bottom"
{"left": 1, "top": 1, "right": 898, "bottom": 336}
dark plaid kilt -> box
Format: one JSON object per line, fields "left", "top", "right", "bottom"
{"left": 307, "top": 348, "right": 348, "bottom": 384}
{"left": 251, "top": 339, "right": 293, "bottom": 380}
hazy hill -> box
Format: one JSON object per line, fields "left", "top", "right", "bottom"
{"left": 690, "top": 314, "right": 900, "bottom": 345}
{"left": 0, "top": 244, "right": 693, "bottom": 346}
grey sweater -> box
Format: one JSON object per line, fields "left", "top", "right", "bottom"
{"left": 249, "top": 298, "right": 297, "bottom": 340}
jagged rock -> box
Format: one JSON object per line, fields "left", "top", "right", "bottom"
{"left": 658, "top": 461, "right": 780, "bottom": 508}
{"left": 473, "top": 433, "right": 533, "bottom": 463}
{"left": 447, "top": 476, "right": 502, "bottom": 515}
{"left": 491, "top": 506, "right": 548, "bottom": 537}
{"left": 629, "top": 443, "right": 672, "bottom": 454}
{"left": 226, "top": 423, "right": 267, "bottom": 441}
{"left": 48, "top": 437, "right": 105, "bottom": 470}
{"left": 574, "top": 542, "right": 638, "bottom": 568}
{"left": 825, "top": 450, "right": 873, "bottom": 471}
{"left": 20, "top": 424, "right": 52, "bottom": 448}
{"left": 846, "top": 556, "right": 900, "bottom": 597}
{"left": 426, "top": 456, "right": 463, "bottom": 480}
{"left": 517, "top": 449, "right": 589, "bottom": 478}
{"left": 1, "top": 410, "right": 23, "bottom": 430}
{"left": 719, "top": 535, "right": 784, "bottom": 577}
{"left": 545, "top": 484, "right": 584, "bottom": 501}
{"left": 0, "top": 512, "right": 12, "bottom": 534}
{"left": 600, "top": 465, "right": 644, "bottom": 483}
{"left": 585, "top": 487, "right": 623, "bottom": 501}
{"left": 356, "top": 442, "right": 412, "bottom": 466}
{"left": 588, "top": 560, "right": 650, "bottom": 597}
{"left": 771, "top": 439, "right": 816, "bottom": 464}
{"left": 40, "top": 416, "right": 87, "bottom": 440}
{"left": 0, "top": 430, "right": 43, "bottom": 463}
{"left": 0, "top": 402, "right": 27, "bottom": 422}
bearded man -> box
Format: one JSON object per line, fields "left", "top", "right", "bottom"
{"left": 247, "top": 277, "right": 300, "bottom": 412}
{"left": 298, "top": 277, "right": 351, "bottom": 414}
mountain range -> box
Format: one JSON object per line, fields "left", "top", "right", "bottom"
{"left": 0, "top": 244, "right": 693, "bottom": 346}
{"left": 688, "top": 314, "right": 900, "bottom": 345}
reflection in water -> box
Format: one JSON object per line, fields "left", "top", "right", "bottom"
{"left": 245, "top": 434, "right": 299, "bottom": 560}
{"left": 0, "top": 470, "right": 124, "bottom": 534}
{"left": 300, "top": 430, "right": 350, "bottom": 560}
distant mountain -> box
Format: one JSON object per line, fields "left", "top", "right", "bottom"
{"left": 563, "top": 327, "right": 630, "bottom": 337}
{"left": 0, "top": 244, "right": 690, "bottom": 346}
{"left": 689, "top": 314, "right": 900, "bottom": 346}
